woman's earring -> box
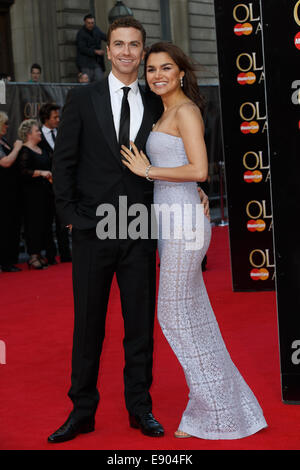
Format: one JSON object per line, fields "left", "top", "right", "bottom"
{"left": 180, "top": 77, "right": 184, "bottom": 88}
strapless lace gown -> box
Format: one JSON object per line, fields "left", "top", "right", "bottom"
{"left": 146, "top": 131, "right": 267, "bottom": 439}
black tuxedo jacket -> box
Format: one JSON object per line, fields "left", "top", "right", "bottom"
{"left": 52, "top": 78, "right": 163, "bottom": 231}
{"left": 39, "top": 129, "right": 54, "bottom": 159}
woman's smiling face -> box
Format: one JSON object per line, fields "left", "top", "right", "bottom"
{"left": 146, "top": 52, "right": 184, "bottom": 97}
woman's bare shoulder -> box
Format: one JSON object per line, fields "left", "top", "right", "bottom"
{"left": 176, "top": 101, "right": 204, "bottom": 132}
{"left": 176, "top": 100, "right": 202, "bottom": 120}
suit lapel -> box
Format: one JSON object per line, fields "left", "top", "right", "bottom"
{"left": 90, "top": 80, "right": 154, "bottom": 164}
{"left": 40, "top": 130, "right": 54, "bottom": 156}
{"left": 134, "top": 85, "right": 154, "bottom": 151}
{"left": 90, "top": 78, "right": 121, "bottom": 166}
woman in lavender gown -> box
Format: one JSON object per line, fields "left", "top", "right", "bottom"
{"left": 121, "top": 42, "right": 267, "bottom": 440}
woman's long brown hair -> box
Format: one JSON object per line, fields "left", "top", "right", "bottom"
{"left": 144, "top": 42, "right": 205, "bottom": 113}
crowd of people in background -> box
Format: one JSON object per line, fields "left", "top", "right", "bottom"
{"left": 0, "top": 105, "right": 72, "bottom": 272}
{"left": 0, "top": 12, "right": 108, "bottom": 272}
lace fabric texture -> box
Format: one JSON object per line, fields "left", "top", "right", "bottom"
{"left": 146, "top": 131, "right": 267, "bottom": 439}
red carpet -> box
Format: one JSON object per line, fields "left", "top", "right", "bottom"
{"left": 0, "top": 227, "right": 299, "bottom": 450}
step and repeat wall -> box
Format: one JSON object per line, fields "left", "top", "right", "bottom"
{"left": 261, "top": 0, "right": 300, "bottom": 403}
{"left": 215, "top": 0, "right": 300, "bottom": 402}
{"left": 214, "top": 0, "right": 274, "bottom": 292}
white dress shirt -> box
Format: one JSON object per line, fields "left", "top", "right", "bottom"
{"left": 42, "top": 125, "right": 57, "bottom": 150}
{"left": 108, "top": 71, "right": 144, "bottom": 143}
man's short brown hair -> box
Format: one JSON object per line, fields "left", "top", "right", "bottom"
{"left": 107, "top": 16, "right": 146, "bottom": 46}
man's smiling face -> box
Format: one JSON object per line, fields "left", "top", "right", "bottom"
{"left": 107, "top": 27, "right": 145, "bottom": 83}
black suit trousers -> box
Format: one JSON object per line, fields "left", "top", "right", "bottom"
{"left": 69, "top": 227, "right": 157, "bottom": 419}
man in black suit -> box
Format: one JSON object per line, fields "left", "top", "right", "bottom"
{"left": 76, "top": 13, "right": 107, "bottom": 82}
{"left": 39, "top": 103, "right": 72, "bottom": 264}
{"left": 48, "top": 17, "right": 164, "bottom": 443}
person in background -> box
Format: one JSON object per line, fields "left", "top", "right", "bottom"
{"left": 77, "top": 72, "right": 90, "bottom": 84}
{"left": 76, "top": 13, "right": 107, "bottom": 82}
{"left": 28, "top": 64, "right": 42, "bottom": 83}
{"left": 18, "top": 119, "right": 55, "bottom": 269}
{"left": 0, "top": 73, "right": 12, "bottom": 82}
{"left": 0, "top": 112, "right": 23, "bottom": 272}
{"left": 39, "top": 103, "right": 72, "bottom": 263}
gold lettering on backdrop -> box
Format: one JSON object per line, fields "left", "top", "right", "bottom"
{"left": 249, "top": 249, "right": 265, "bottom": 268}
{"left": 240, "top": 102, "right": 256, "bottom": 121}
{"left": 262, "top": 121, "right": 268, "bottom": 133}
{"left": 246, "top": 200, "right": 272, "bottom": 220}
{"left": 23, "top": 102, "right": 45, "bottom": 119}
{"left": 252, "top": 52, "right": 263, "bottom": 71}
{"left": 265, "top": 249, "right": 274, "bottom": 267}
{"left": 240, "top": 102, "right": 266, "bottom": 121}
{"left": 261, "top": 200, "right": 272, "bottom": 218}
{"left": 249, "top": 2, "right": 260, "bottom": 21}
{"left": 236, "top": 52, "right": 263, "bottom": 71}
{"left": 236, "top": 53, "right": 253, "bottom": 72}
{"left": 294, "top": 0, "right": 300, "bottom": 26}
{"left": 24, "top": 103, "right": 33, "bottom": 119}
{"left": 233, "top": 4, "right": 249, "bottom": 22}
{"left": 233, "top": 3, "right": 260, "bottom": 22}
{"left": 243, "top": 151, "right": 260, "bottom": 170}
{"left": 255, "top": 101, "right": 266, "bottom": 120}
{"left": 249, "top": 249, "right": 274, "bottom": 268}
{"left": 258, "top": 151, "right": 269, "bottom": 169}
{"left": 243, "top": 151, "right": 269, "bottom": 170}
{"left": 258, "top": 71, "right": 265, "bottom": 84}
{"left": 246, "top": 200, "right": 262, "bottom": 219}
{"left": 255, "top": 22, "right": 262, "bottom": 34}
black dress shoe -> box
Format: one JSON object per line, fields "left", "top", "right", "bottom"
{"left": 47, "top": 415, "right": 95, "bottom": 443}
{"left": 47, "top": 258, "right": 58, "bottom": 265}
{"left": 129, "top": 412, "right": 164, "bottom": 437}
{"left": 1, "top": 265, "right": 22, "bottom": 272}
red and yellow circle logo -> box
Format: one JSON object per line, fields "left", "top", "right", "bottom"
{"left": 295, "top": 31, "right": 300, "bottom": 50}
{"left": 240, "top": 121, "right": 259, "bottom": 134}
{"left": 243, "top": 170, "right": 263, "bottom": 183}
{"left": 247, "top": 219, "right": 266, "bottom": 232}
{"left": 250, "top": 268, "right": 269, "bottom": 281}
{"left": 237, "top": 72, "right": 256, "bottom": 85}
{"left": 234, "top": 23, "right": 253, "bottom": 36}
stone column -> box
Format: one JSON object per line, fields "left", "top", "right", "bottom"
{"left": 56, "top": 0, "right": 91, "bottom": 82}
{"left": 169, "top": 0, "right": 189, "bottom": 54}
{"left": 10, "top": 0, "right": 60, "bottom": 82}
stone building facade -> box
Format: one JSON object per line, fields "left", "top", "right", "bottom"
{"left": 1, "top": 0, "right": 218, "bottom": 84}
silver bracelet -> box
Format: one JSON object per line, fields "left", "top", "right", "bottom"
{"left": 145, "top": 164, "right": 154, "bottom": 182}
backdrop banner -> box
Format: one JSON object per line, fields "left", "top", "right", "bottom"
{"left": 0, "top": 82, "right": 76, "bottom": 142}
{"left": 214, "top": 0, "right": 275, "bottom": 291}
{"left": 261, "top": 0, "right": 300, "bottom": 403}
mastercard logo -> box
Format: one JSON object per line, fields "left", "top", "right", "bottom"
{"left": 247, "top": 219, "right": 266, "bottom": 232}
{"left": 237, "top": 72, "right": 256, "bottom": 85}
{"left": 243, "top": 170, "right": 263, "bottom": 183}
{"left": 295, "top": 32, "right": 300, "bottom": 50}
{"left": 234, "top": 23, "right": 253, "bottom": 36}
{"left": 250, "top": 268, "right": 269, "bottom": 281}
{"left": 240, "top": 121, "right": 259, "bottom": 134}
